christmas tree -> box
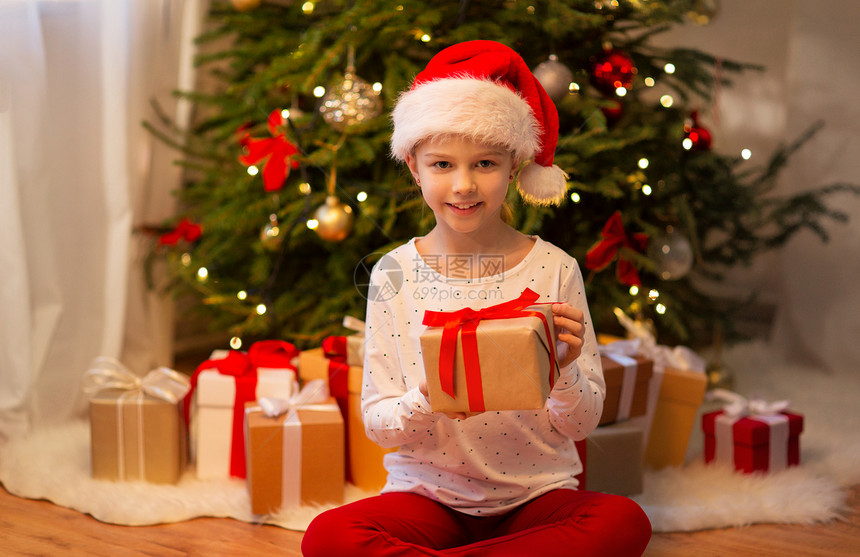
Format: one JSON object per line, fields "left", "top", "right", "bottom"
{"left": 147, "top": 0, "right": 855, "bottom": 351}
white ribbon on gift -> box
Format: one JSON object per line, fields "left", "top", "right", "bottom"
{"left": 707, "top": 388, "right": 791, "bottom": 472}
{"left": 84, "top": 357, "right": 191, "bottom": 480}
{"left": 611, "top": 308, "right": 706, "bottom": 445}
{"left": 598, "top": 341, "right": 641, "bottom": 421}
{"left": 250, "top": 379, "right": 339, "bottom": 511}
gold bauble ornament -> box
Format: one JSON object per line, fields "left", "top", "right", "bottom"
{"left": 259, "top": 213, "right": 283, "bottom": 252}
{"left": 230, "top": 0, "right": 261, "bottom": 11}
{"left": 319, "top": 70, "right": 383, "bottom": 131}
{"left": 533, "top": 54, "right": 574, "bottom": 103}
{"left": 313, "top": 196, "right": 354, "bottom": 242}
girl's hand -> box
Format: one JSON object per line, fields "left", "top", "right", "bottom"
{"left": 552, "top": 303, "right": 585, "bottom": 368}
{"left": 419, "top": 379, "right": 470, "bottom": 420}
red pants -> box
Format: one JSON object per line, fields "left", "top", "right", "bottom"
{"left": 302, "top": 489, "right": 651, "bottom": 556}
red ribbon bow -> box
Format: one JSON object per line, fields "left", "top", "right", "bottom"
{"left": 183, "top": 340, "right": 298, "bottom": 478}
{"left": 421, "top": 288, "right": 558, "bottom": 413}
{"left": 238, "top": 109, "right": 301, "bottom": 192}
{"left": 158, "top": 218, "right": 202, "bottom": 246}
{"left": 585, "top": 211, "right": 648, "bottom": 287}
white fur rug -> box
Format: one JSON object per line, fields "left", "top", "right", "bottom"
{"left": 1, "top": 341, "right": 857, "bottom": 533}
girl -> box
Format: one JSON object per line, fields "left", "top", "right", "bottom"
{"left": 303, "top": 40, "right": 652, "bottom": 556}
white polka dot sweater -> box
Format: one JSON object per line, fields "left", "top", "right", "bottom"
{"left": 361, "top": 236, "right": 606, "bottom": 516}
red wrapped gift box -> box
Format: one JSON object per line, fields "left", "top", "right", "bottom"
{"left": 702, "top": 409, "right": 804, "bottom": 474}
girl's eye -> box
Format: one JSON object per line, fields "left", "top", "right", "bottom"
{"left": 433, "top": 161, "right": 451, "bottom": 169}
{"left": 477, "top": 160, "right": 495, "bottom": 168}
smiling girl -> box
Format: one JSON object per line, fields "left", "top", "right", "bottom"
{"left": 303, "top": 40, "right": 652, "bottom": 556}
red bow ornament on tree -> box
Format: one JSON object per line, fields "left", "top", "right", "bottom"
{"left": 586, "top": 211, "right": 648, "bottom": 287}
{"left": 238, "top": 109, "right": 301, "bottom": 192}
{"left": 158, "top": 218, "right": 202, "bottom": 245}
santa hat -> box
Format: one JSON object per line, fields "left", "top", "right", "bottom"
{"left": 390, "top": 40, "right": 568, "bottom": 205}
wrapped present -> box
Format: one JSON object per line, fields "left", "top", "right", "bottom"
{"left": 299, "top": 347, "right": 394, "bottom": 491}
{"left": 598, "top": 344, "right": 653, "bottom": 425}
{"left": 643, "top": 366, "right": 707, "bottom": 469}
{"left": 702, "top": 389, "right": 804, "bottom": 474}
{"left": 184, "top": 340, "right": 298, "bottom": 479}
{"left": 85, "top": 357, "right": 190, "bottom": 484}
{"left": 245, "top": 380, "right": 345, "bottom": 515}
{"left": 573, "top": 422, "right": 644, "bottom": 496}
{"left": 598, "top": 312, "right": 706, "bottom": 458}
{"left": 420, "top": 288, "right": 559, "bottom": 413}
{"left": 322, "top": 316, "right": 365, "bottom": 367}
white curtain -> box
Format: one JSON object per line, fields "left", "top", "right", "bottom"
{"left": 0, "top": 0, "right": 203, "bottom": 438}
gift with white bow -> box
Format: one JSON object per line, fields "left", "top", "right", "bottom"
{"left": 602, "top": 308, "right": 708, "bottom": 469}
{"left": 300, "top": 332, "right": 395, "bottom": 492}
{"left": 702, "top": 388, "right": 804, "bottom": 474}
{"left": 597, "top": 339, "right": 654, "bottom": 425}
{"left": 84, "top": 357, "right": 191, "bottom": 484}
{"left": 244, "top": 379, "right": 344, "bottom": 515}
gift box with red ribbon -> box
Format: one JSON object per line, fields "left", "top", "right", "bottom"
{"left": 184, "top": 340, "right": 298, "bottom": 479}
{"left": 298, "top": 346, "right": 394, "bottom": 491}
{"left": 244, "top": 381, "right": 344, "bottom": 515}
{"left": 420, "top": 288, "right": 559, "bottom": 413}
{"left": 702, "top": 390, "right": 804, "bottom": 474}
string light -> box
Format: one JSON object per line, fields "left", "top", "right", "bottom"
{"left": 181, "top": 253, "right": 192, "bottom": 266}
{"left": 301, "top": 2, "right": 314, "bottom": 14}
{"left": 664, "top": 63, "right": 676, "bottom": 74}
{"left": 307, "top": 218, "right": 319, "bottom": 230}
{"left": 313, "top": 86, "right": 326, "bottom": 98}
{"left": 629, "top": 285, "right": 639, "bottom": 296}
{"left": 655, "top": 303, "right": 667, "bottom": 314}
{"left": 570, "top": 191, "right": 581, "bottom": 203}
{"left": 196, "top": 267, "right": 208, "bottom": 281}
{"left": 372, "top": 82, "right": 382, "bottom": 93}
{"left": 660, "top": 94, "right": 673, "bottom": 107}
{"left": 237, "top": 290, "right": 247, "bottom": 300}
{"left": 638, "top": 158, "right": 649, "bottom": 169}
{"left": 299, "top": 182, "right": 311, "bottom": 195}
{"left": 615, "top": 86, "right": 628, "bottom": 97}
{"left": 569, "top": 82, "right": 580, "bottom": 93}
{"left": 247, "top": 166, "right": 259, "bottom": 176}
{"left": 356, "top": 191, "right": 368, "bottom": 202}
{"left": 644, "top": 77, "right": 655, "bottom": 87}
{"left": 256, "top": 303, "right": 267, "bottom": 315}
{"left": 741, "top": 148, "right": 752, "bottom": 160}
{"left": 642, "top": 184, "right": 652, "bottom": 195}
{"left": 682, "top": 137, "right": 694, "bottom": 150}
{"left": 230, "top": 336, "right": 243, "bottom": 349}
{"left": 648, "top": 289, "right": 659, "bottom": 300}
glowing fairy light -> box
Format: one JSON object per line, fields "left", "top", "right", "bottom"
{"left": 237, "top": 290, "right": 247, "bottom": 300}
{"left": 664, "top": 63, "right": 676, "bottom": 74}
{"left": 629, "top": 285, "right": 639, "bottom": 296}
{"left": 307, "top": 218, "right": 319, "bottom": 230}
{"left": 655, "top": 303, "right": 667, "bottom": 314}
{"left": 301, "top": 2, "right": 314, "bottom": 14}
{"left": 356, "top": 191, "right": 368, "bottom": 202}
{"left": 638, "top": 158, "right": 649, "bottom": 169}
{"left": 247, "top": 166, "right": 259, "bottom": 176}
{"left": 642, "top": 184, "right": 652, "bottom": 195}
{"left": 570, "top": 192, "right": 581, "bottom": 203}
{"left": 660, "top": 94, "right": 673, "bottom": 107}
{"left": 741, "top": 148, "right": 752, "bottom": 160}
{"left": 256, "top": 304, "right": 267, "bottom": 315}
{"left": 196, "top": 267, "right": 208, "bottom": 281}
{"left": 313, "top": 86, "right": 326, "bottom": 98}
{"left": 230, "top": 336, "right": 243, "bottom": 349}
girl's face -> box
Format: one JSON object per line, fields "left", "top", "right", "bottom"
{"left": 406, "top": 136, "right": 517, "bottom": 238}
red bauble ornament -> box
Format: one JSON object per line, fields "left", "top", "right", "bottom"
{"left": 683, "top": 111, "right": 712, "bottom": 151}
{"left": 590, "top": 49, "right": 636, "bottom": 96}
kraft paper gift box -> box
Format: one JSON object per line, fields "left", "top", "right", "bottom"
{"left": 573, "top": 422, "right": 644, "bottom": 496}
{"left": 702, "top": 397, "right": 804, "bottom": 474}
{"left": 643, "top": 367, "right": 707, "bottom": 469}
{"left": 322, "top": 316, "right": 366, "bottom": 367}
{"left": 598, "top": 353, "right": 653, "bottom": 425}
{"left": 299, "top": 347, "right": 394, "bottom": 491}
{"left": 244, "top": 392, "right": 345, "bottom": 515}
{"left": 186, "top": 341, "right": 298, "bottom": 479}
{"left": 86, "top": 359, "right": 190, "bottom": 484}
{"left": 420, "top": 288, "right": 559, "bottom": 413}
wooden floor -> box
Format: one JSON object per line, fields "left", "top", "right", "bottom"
{"left": 1, "top": 483, "right": 857, "bottom": 556}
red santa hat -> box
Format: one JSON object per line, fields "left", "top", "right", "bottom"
{"left": 390, "top": 40, "right": 568, "bottom": 205}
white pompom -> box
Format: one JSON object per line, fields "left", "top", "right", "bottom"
{"left": 516, "top": 162, "right": 569, "bottom": 206}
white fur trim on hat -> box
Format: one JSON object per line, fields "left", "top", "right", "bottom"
{"left": 391, "top": 77, "right": 539, "bottom": 164}
{"left": 517, "top": 161, "right": 569, "bottom": 206}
